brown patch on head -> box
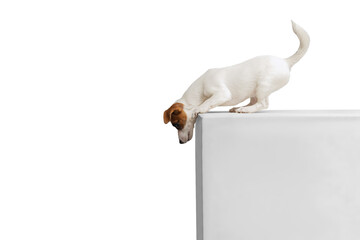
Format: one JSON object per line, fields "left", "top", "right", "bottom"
{"left": 163, "top": 103, "right": 187, "bottom": 130}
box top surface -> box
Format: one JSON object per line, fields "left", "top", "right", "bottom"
{"left": 199, "top": 110, "right": 360, "bottom": 119}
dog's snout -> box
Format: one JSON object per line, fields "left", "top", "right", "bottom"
{"left": 179, "top": 139, "right": 185, "bottom": 144}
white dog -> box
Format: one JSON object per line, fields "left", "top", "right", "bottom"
{"left": 164, "top": 21, "right": 310, "bottom": 144}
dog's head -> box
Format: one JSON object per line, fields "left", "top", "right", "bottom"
{"left": 163, "top": 103, "right": 196, "bottom": 144}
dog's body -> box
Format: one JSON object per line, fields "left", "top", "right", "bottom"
{"left": 164, "top": 21, "right": 310, "bottom": 144}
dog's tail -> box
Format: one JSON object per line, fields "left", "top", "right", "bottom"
{"left": 286, "top": 21, "right": 310, "bottom": 68}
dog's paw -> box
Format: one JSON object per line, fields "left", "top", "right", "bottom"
{"left": 229, "top": 107, "right": 239, "bottom": 113}
{"left": 192, "top": 112, "right": 199, "bottom": 118}
{"left": 230, "top": 107, "right": 247, "bottom": 113}
{"left": 230, "top": 106, "right": 254, "bottom": 113}
{"left": 193, "top": 107, "right": 207, "bottom": 115}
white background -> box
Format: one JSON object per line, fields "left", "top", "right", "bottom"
{"left": 0, "top": 0, "right": 359, "bottom": 239}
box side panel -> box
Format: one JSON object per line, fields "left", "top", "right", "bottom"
{"left": 195, "top": 116, "right": 203, "bottom": 240}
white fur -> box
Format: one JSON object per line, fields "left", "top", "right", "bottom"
{"left": 176, "top": 21, "right": 310, "bottom": 143}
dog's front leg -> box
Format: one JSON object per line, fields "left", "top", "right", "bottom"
{"left": 195, "top": 90, "right": 231, "bottom": 115}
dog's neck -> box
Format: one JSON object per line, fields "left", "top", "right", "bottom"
{"left": 176, "top": 99, "right": 197, "bottom": 111}
{"left": 176, "top": 94, "right": 205, "bottom": 109}
{"left": 176, "top": 83, "right": 206, "bottom": 108}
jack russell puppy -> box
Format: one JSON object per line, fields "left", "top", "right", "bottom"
{"left": 164, "top": 21, "right": 310, "bottom": 144}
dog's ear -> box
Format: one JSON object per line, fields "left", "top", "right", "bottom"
{"left": 163, "top": 108, "right": 171, "bottom": 124}
{"left": 163, "top": 103, "right": 184, "bottom": 124}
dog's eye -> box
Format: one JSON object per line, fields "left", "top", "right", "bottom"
{"left": 173, "top": 123, "right": 180, "bottom": 130}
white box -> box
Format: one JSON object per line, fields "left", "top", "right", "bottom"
{"left": 195, "top": 110, "right": 360, "bottom": 240}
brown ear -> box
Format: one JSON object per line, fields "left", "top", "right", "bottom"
{"left": 163, "top": 103, "right": 184, "bottom": 124}
{"left": 163, "top": 108, "right": 171, "bottom": 124}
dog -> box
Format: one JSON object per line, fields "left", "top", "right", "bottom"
{"left": 164, "top": 21, "right": 310, "bottom": 144}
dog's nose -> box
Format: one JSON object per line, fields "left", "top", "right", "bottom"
{"left": 179, "top": 139, "right": 185, "bottom": 144}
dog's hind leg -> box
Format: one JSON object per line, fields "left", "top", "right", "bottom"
{"left": 232, "top": 97, "right": 269, "bottom": 113}
{"left": 229, "top": 97, "right": 257, "bottom": 112}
